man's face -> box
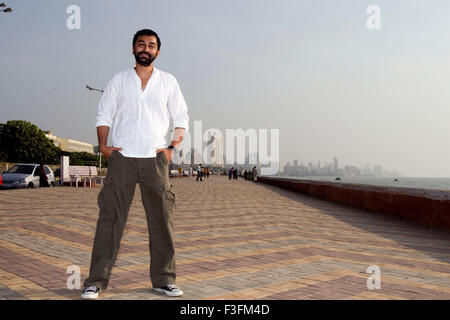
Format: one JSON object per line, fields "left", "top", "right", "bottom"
{"left": 133, "top": 35, "right": 159, "bottom": 66}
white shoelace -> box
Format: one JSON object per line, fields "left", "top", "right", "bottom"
{"left": 166, "top": 284, "right": 179, "bottom": 291}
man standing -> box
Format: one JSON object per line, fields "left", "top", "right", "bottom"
{"left": 38, "top": 164, "right": 49, "bottom": 187}
{"left": 196, "top": 164, "right": 203, "bottom": 182}
{"left": 81, "top": 29, "right": 189, "bottom": 299}
{"left": 252, "top": 166, "right": 258, "bottom": 182}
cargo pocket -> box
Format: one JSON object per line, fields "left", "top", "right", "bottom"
{"left": 98, "top": 178, "right": 115, "bottom": 217}
{"left": 163, "top": 183, "right": 176, "bottom": 211}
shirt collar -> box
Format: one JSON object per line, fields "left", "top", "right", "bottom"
{"left": 130, "top": 65, "right": 159, "bottom": 94}
{"left": 131, "top": 65, "right": 159, "bottom": 76}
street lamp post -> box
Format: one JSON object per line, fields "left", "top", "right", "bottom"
{"left": 93, "top": 146, "right": 102, "bottom": 184}
{"left": 87, "top": 85, "right": 104, "bottom": 180}
{"left": 86, "top": 85, "right": 104, "bottom": 94}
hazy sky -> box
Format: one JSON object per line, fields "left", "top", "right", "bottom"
{"left": 1, "top": 0, "right": 450, "bottom": 177}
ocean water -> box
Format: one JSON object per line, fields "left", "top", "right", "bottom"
{"left": 269, "top": 176, "right": 450, "bottom": 191}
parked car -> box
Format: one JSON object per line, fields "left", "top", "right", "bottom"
{"left": 0, "top": 164, "right": 55, "bottom": 189}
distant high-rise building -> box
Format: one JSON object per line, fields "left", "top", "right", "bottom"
{"left": 362, "top": 163, "right": 372, "bottom": 175}
{"left": 188, "top": 148, "right": 203, "bottom": 165}
{"left": 333, "top": 157, "right": 338, "bottom": 174}
{"left": 373, "top": 165, "right": 383, "bottom": 176}
{"left": 344, "top": 165, "right": 361, "bottom": 177}
{"left": 206, "top": 132, "right": 224, "bottom": 167}
{"left": 248, "top": 152, "right": 258, "bottom": 165}
{"left": 191, "top": 148, "right": 195, "bottom": 164}
{"left": 294, "top": 160, "right": 298, "bottom": 167}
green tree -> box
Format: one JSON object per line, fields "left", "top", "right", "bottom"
{"left": 69, "top": 152, "right": 109, "bottom": 168}
{"left": 0, "top": 123, "right": 7, "bottom": 161}
{"left": 0, "top": 120, "right": 62, "bottom": 164}
{"left": 69, "top": 151, "right": 99, "bottom": 166}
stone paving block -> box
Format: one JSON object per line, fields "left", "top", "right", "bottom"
{"left": 0, "top": 176, "right": 449, "bottom": 300}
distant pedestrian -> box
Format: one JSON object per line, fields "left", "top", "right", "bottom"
{"left": 39, "top": 164, "right": 50, "bottom": 187}
{"left": 244, "top": 170, "right": 248, "bottom": 181}
{"left": 252, "top": 166, "right": 258, "bottom": 182}
{"left": 178, "top": 167, "right": 182, "bottom": 178}
{"left": 188, "top": 166, "right": 193, "bottom": 179}
{"left": 233, "top": 167, "right": 238, "bottom": 180}
{"left": 196, "top": 164, "right": 203, "bottom": 182}
{"left": 206, "top": 167, "right": 210, "bottom": 178}
{"left": 229, "top": 167, "right": 233, "bottom": 180}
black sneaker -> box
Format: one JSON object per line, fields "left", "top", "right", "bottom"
{"left": 154, "top": 284, "right": 184, "bottom": 297}
{"left": 81, "top": 286, "right": 101, "bottom": 299}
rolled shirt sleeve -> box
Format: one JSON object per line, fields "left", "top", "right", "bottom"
{"left": 167, "top": 76, "right": 189, "bottom": 132}
{"left": 95, "top": 75, "right": 118, "bottom": 128}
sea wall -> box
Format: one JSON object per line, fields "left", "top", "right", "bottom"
{"left": 258, "top": 177, "right": 450, "bottom": 230}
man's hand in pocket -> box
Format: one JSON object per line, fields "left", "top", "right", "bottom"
{"left": 156, "top": 148, "right": 172, "bottom": 163}
{"left": 99, "top": 146, "right": 123, "bottom": 159}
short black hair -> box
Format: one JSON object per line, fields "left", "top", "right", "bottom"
{"left": 132, "top": 29, "right": 161, "bottom": 50}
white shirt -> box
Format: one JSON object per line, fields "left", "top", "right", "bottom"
{"left": 96, "top": 66, "right": 189, "bottom": 158}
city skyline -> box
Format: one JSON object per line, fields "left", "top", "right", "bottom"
{"left": 35, "top": 124, "right": 405, "bottom": 176}
{"left": 1, "top": 1, "right": 450, "bottom": 177}
{"left": 282, "top": 156, "right": 401, "bottom": 178}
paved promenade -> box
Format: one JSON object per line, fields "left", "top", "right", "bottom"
{"left": 0, "top": 175, "right": 449, "bottom": 300}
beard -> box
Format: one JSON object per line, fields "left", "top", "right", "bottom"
{"left": 134, "top": 51, "right": 156, "bottom": 66}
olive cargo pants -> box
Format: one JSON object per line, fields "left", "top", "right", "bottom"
{"left": 83, "top": 150, "right": 176, "bottom": 289}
